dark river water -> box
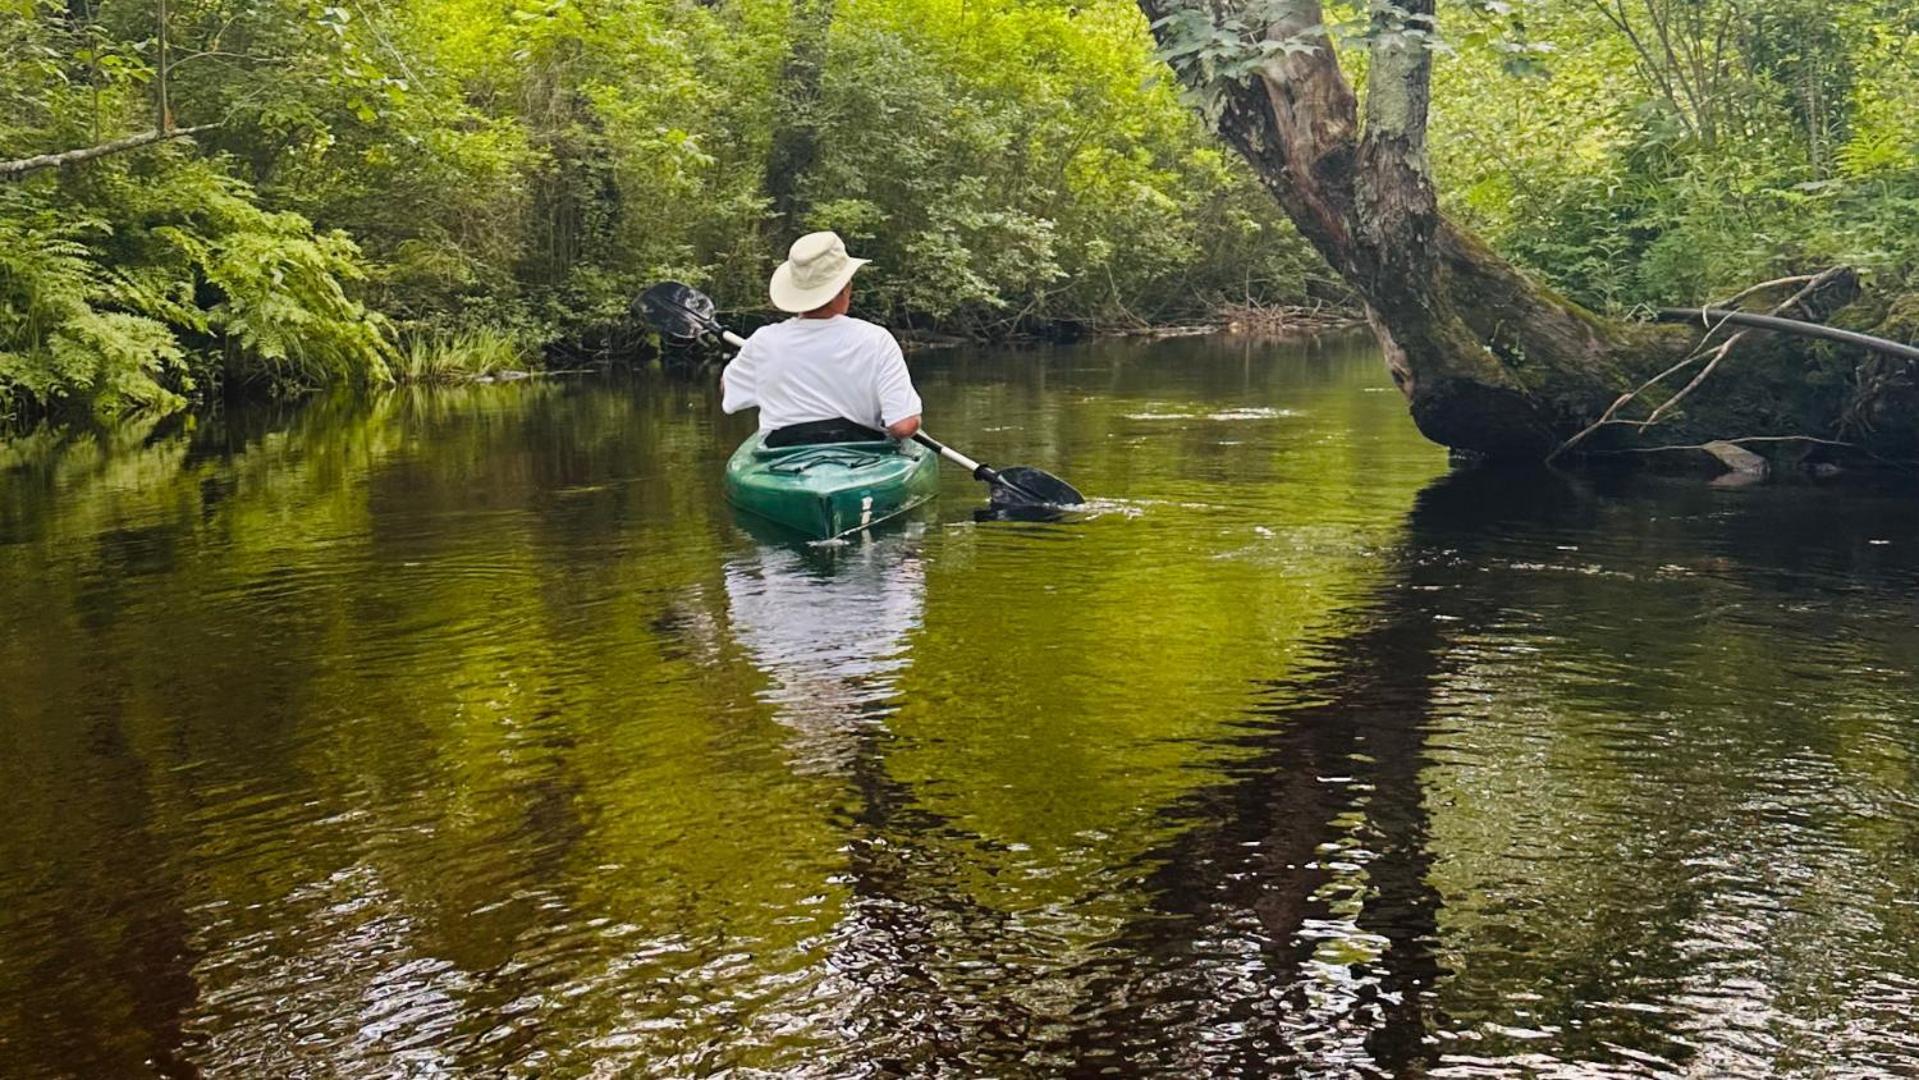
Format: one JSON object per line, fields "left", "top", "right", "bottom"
{"left": 3, "top": 334, "right": 1918, "bottom": 1077}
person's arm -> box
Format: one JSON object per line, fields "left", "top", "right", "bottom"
{"left": 720, "top": 333, "right": 758, "bottom": 414}
{"left": 873, "top": 333, "right": 923, "bottom": 440}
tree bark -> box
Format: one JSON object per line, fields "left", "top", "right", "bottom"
{"left": 0, "top": 125, "right": 218, "bottom": 179}
{"left": 1139, "top": 0, "right": 1740, "bottom": 459}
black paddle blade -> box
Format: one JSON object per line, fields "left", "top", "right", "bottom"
{"left": 635, "top": 281, "right": 717, "bottom": 343}
{"left": 990, "top": 466, "right": 1084, "bottom": 509}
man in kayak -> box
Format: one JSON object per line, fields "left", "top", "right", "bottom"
{"left": 721, "top": 231, "right": 923, "bottom": 446}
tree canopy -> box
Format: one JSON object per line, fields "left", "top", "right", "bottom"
{"left": 2, "top": 0, "right": 1915, "bottom": 421}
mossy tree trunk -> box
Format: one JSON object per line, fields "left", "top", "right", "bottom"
{"left": 1136, "top": 0, "right": 1886, "bottom": 461}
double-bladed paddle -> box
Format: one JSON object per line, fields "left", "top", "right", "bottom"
{"left": 636, "top": 281, "right": 1085, "bottom": 510}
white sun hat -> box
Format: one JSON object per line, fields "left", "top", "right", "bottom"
{"left": 768, "top": 231, "right": 871, "bottom": 313}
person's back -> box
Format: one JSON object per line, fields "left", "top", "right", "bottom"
{"left": 721, "top": 231, "right": 922, "bottom": 442}
{"left": 722, "top": 314, "right": 919, "bottom": 436}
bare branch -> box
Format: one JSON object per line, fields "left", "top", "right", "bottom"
{"left": 1548, "top": 268, "right": 1851, "bottom": 460}
{"left": 0, "top": 125, "right": 218, "bottom": 179}
{"left": 1635, "top": 329, "right": 1744, "bottom": 426}
{"left": 1708, "top": 274, "right": 1816, "bottom": 311}
{"left": 1548, "top": 309, "right": 1741, "bottom": 460}
{"left": 1611, "top": 435, "right": 1856, "bottom": 453}
{"left": 1592, "top": 0, "right": 1696, "bottom": 139}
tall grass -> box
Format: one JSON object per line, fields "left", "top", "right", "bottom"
{"left": 395, "top": 328, "right": 532, "bottom": 384}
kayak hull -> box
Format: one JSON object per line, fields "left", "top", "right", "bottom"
{"left": 724, "top": 432, "right": 940, "bottom": 540}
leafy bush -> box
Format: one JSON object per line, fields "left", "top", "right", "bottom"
{"left": 0, "top": 155, "right": 393, "bottom": 419}
{"left": 8, "top": 0, "right": 1918, "bottom": 420}
{"left": 396, "top": 327, "right": 530, "bottom": 383}
{"left": 1435, "top": 0, "right": 1919, "bottom": 311}
{"left": 0, "top": 189, "right": 187, "bottom": 417}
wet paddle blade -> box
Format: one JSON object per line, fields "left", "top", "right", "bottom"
{"left": 636, "top": 281, "right": 717, "bottom": 343}
{"left": 990, "top": 466, "right": 1084, "bottom": 509}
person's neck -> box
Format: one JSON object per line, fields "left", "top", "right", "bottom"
{"left": 802, "top": 295, "right": 850, "bottom": 320}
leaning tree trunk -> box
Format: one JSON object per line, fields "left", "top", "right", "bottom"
{"left": 1140, "top": 0, "right": 1891, "bottom": 462}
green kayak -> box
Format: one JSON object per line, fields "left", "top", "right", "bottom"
{"left": 724, "top": 431, "right": 940, "bottom": 540}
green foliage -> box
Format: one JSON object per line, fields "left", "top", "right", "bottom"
{"left": 1, "top": 3, "right": 396, "bottom": 419}
{"left": 0, "top": 157, "right": 394, "bottom": 419}
{"left": 7, "top": 0, "right": 1918, "bottom": 420}
{"left": 1434, "top": 0, "right": 1919, "bottom": 310}
{"left": 396, "top": 327, "right": 530, "bottom": 383}
{"left": 0, "top": 189, "right": 183, "bottom": 418}
{"left": 799, "top": 0, "right": 1327, "bottom": 330}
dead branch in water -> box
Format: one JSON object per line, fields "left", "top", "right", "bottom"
{"left": 1605, "top": 434, "right": 1856, "bottom": 453}
{"left": 1217, "top": 298, "right": 1364, "bottom": 335}
{"left": 1548, "top": 268, "right": 1849, "bottom": 462}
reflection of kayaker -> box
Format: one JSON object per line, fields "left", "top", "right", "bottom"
{"left": 722, "top": 533, "right": 926, "bottom": 775}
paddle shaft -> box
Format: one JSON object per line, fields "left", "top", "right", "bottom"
{"left": 912, "top": 431, "right": 987, "bottom": 478}
{"left": 912, "top": 432, "right": 1040, "bottom": 498}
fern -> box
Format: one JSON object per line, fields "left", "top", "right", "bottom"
{"left": 0, "top": 155, "right": 394, "bottom": 417}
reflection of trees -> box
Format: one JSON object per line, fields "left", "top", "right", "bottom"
{"left": 0, "top": 689, "right": 205, "bottom": 1079}
{"left": 0, "top": 376, "right": 756, "bottom": 1076}
{"left": 1044, "top": 465, "right": 1919, "bottom": 1074}
{"left": 1034, "top": 468, "right": 1513, "bottom": 1075}
{"left": 11, "top": 346, "right": 1915, "bottom": 1075}
{"left": 1411, "top": 473, "right": 1919, "bottom": 1073}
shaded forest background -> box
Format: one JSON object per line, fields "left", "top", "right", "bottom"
{"left": 2, "top": 0, "right": 1916, "bottom": 418}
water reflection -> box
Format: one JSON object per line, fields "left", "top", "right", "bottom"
{"left": 4, "top": 337, "right": 1919, "bottom": 1077}
{"left": 1042, "top": 469, "right": 1477, "bottom": 1075}
{"left": 722, "top": 530, "right": 927, "bottom": 776}
{"left": 718, "top": 528, "right": 1061, "bottom": 1070}
{"left": 1028, "top": 463, "right": 1919, "bottom": 1076}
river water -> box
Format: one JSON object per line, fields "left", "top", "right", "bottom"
{"left": 2, "top": 334, "right": 1917, "bottom": 1077}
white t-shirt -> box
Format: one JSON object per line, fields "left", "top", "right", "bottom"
{"left": 721, "top": 316, "right": 922, "bottom": 433}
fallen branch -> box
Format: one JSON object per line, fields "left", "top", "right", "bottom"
{"left": 1549, "top": 268, "right": 1849, "bottom": 461}
{"left": 1637, "top": 331, "right": 1740, "bottom": 427}
{"left": 0, "top": 124, "right": 218, "bottom": 179}
{"left": 1653, "top": 307, "right": 1919, "bottom": 363}
{"left": 1217, "top": 299, "right": 1364, "bottom": 334}
{"left": 1547, "top": 313, "right": 1739, "bottom": 462}
{"left": 1706, "top": 275, "right": 1817, "bottom": 313}
{"left": 1629, "top": 270, "right": 1845, "bottom": 428}
{"left": 1605, "top": 434, "right": 1856, "bottom": 453}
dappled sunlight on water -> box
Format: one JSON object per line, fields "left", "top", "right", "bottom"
{"left": 3, "top": 335, "right": 1919, "bottom": 1076}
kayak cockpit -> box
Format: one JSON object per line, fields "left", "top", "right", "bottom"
{"left": 723, "top": 432, "right": 939, "bottom": 540}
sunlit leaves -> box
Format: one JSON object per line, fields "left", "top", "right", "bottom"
{"left": 0, "top": 152, "right": 393, "bottom": 417}
{"left": 1432, "top": 0, "right": 1919, "bottom": 310}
